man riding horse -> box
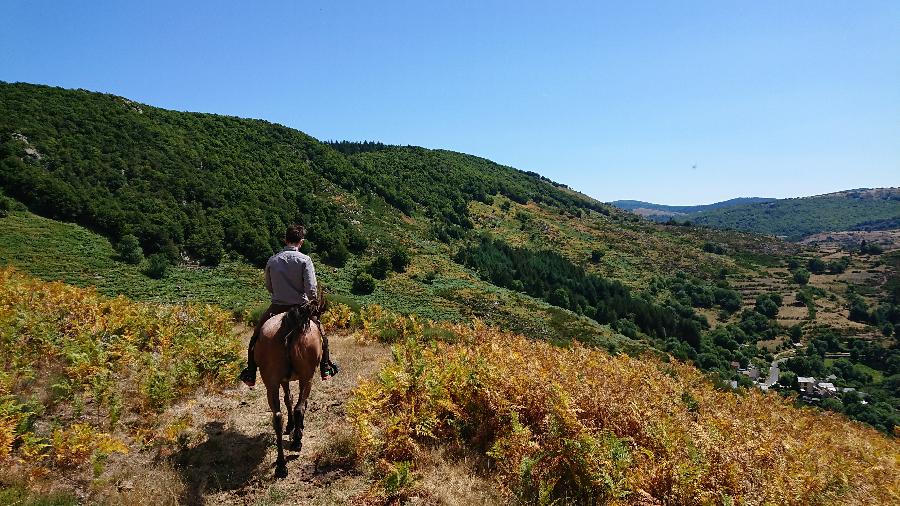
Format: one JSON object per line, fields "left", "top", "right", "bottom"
{"left": 240, "top": 224, "right": 337, "bottom": 387}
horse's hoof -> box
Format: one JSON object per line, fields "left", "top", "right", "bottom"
{"left": 289, "top": 438, "right": 302, "bottom": 452}
{"left": 275, "top": 462, "right": 288, "bottom": 479}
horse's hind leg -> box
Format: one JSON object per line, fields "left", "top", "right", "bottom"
{"left": 266, "top": 387, "right": 287, "bottom": 478}
{"left": 282, "top": 382, "right": 294, "bottom": 433}
{"left": 290, "top": 380, "right": 312, "bottom": 452}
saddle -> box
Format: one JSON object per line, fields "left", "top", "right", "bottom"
{"left": 276, "top": 294, "right": 338, "bottom": 380}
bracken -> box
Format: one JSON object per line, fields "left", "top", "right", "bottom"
{"left": 346, "top": 317, "right": 900, "bottom": 505}
{"left": 0, "top": 267, "right": 241, "bottom": 476}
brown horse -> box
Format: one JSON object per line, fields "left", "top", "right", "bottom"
{"left": 254, "top": 306, "right": 322, "bottom": 478}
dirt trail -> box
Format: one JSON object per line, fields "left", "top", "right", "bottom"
{"left": 168, "top": 332, "right": 391, "bottom": 505}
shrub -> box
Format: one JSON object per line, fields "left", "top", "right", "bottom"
{"left": 807, "top": 258, "right": 826, "bottom": 274}
{"left": 793, "top": 268, "right": 810, "bottom": 285}
{"left": 714, "top": 287, "right": 742, "bottom": 312}
{"left": 859, "top": 240, "right": 883, "bottom": 255}
{"left": 702, "top": 242, "right": 726, "bottom": 254}
{"left": 144, "top": 253, "right": 170, "bottom": 279}
{"left": 755, "top": 293, "right": 782, "bottom": 318}
{"left": 366, "top": 256, "right": 391, "bottom": 280}
{"left": 590, "top": 249, "right": 604, "bottom": 263}
{"left": 848, "top": 293, "right": 870, "bottom": 323}
{"left": 826, "top": 258, "right": 849, "bottom": 275}
{"left": 185, "top": 230, "right": 224, "bottom": 266}
{"left": 324, "top": 242, "right": 350, "bottom": 267}
{"left": 115, "top": 234, "right": 144, "bottom": 265}
{"left": 352, "top": 272, "right": 376, "bottom": 294}
{"left": 390, "top": 248, "right": 411, "bottom": 272}
{"left": 348, "top": 228, "right": 369, "bottom": 253}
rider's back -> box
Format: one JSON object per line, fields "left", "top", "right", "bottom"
{"left": 266, "top": 247, "right": 317, "bottom": 306}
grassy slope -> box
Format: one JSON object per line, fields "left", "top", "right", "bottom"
{"left": 0, "top": 209, "right": 630, "bottom": 350}
{"left": 0, "top": 211, "right": 268, "bottom": 311}
{"left": 0, "top": 83, "right": 887, "bottom": 358}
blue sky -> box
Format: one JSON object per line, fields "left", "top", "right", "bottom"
{"left": 2, "top": 1, "right": 897, "bottom": 204}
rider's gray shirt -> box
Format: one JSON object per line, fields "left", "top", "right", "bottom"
{"left": 265, "top": 246, "right": 318, "bottom": 306}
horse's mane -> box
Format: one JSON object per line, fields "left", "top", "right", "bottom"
{"left": 277, "top": 288, "right": 327, "bottom": 346}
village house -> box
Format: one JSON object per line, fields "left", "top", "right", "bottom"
{"left": 797, "top": 376, "right": 817, "bottom": 394}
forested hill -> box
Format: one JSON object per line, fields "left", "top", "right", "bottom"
{"left": 611, "top": 197, "right": 774, "bottom": 217}
{"left": 683, "top": 188, "right": 900, "bottom": 240}
{"left": 0, "top": 82, "right": 603, "bottom": 267}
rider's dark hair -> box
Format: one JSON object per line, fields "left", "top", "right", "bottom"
{"left": 285, "top": 224, "right": 306, "bottom": 244}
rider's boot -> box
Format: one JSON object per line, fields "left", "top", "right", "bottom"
{"left": 240, "top": 351, "right": 257, "bottom": 387}
{"left": 319, "top": 337, "right": 338, "bottom": 380}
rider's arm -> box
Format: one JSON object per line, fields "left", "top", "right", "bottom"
{"left": 303, "top": 258, "right": 318, "bottom": 302}
{"left": 265, "top": 262, "right": 273, "bottom": 294}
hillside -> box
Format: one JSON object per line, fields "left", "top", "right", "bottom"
{"left": 1, "top": 82, "right": 898, "bottom": 446}
{"left": 682, "top": 188, "right": 900, "bottom": 240}
{"left": 612, "top": 197, "right": 775, "bottom": 219}
{"left": 3, "top": 271, "right": 898, "bottom": 504}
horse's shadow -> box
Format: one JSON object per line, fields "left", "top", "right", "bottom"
{"left": 171, "top": 421, "right": 269, "bottom": 505}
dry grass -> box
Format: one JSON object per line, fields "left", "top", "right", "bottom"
{"left": 415, "top": 447, "right": 511, "bottom": 505}
{"left": 92, "top": 460, "right": 185, "bottom": 506}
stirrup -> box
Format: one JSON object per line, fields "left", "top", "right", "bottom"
{"left": 240, "top": 367, "right": 257, "bottom": 387}
{"left": 320, "top": 361, "right": 338, "bottom": 380}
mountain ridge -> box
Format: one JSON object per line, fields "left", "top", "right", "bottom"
{"left": 612, "top": 197, "right": 775, "bottom": 217}
{"left": 614, "top": 188, "right": 900, "bottom": 240}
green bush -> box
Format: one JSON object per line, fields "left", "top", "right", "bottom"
{"left": 390, "top": 248, "right": 411, "bottom": 272}
{"left": 144, "top": 253, "right": 170, "bottom": 279}
{"left": 352, "top": 272, "right": 376, "bottom": 295}
{"left": 115, "top": 234, "right": 144, "bottom": 265}
{"left": 366, "top": 256, "right": 391, "bottom": 280}
{"left": 826, "top": 258, "right": 849, "bottom": 275}
{"left": 702, "top": 242, "right": 726, "bottom": 254}
{"left": 793, "top": 268, "right": 810, "bottom": 285}
{"left": 755, "top": 293, "right": 782, "bottom": 318}
{"left": 347, "top": 228, "right": 369, "bottom": 253}
{"left": 859, "top": 240, "right": 883, "bottom": 255}
{"left": 807, "top": 258, "right": 826, "bottom": 274}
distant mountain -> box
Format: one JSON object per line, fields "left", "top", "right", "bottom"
{"left": 685, "top": 188, "right": 900, "bottom": 241}
{"left": 611, "top": 197, "right": 774, "bottom": 219}
{"left": 614, "top": 190, "right": 900, "bottom": 240}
